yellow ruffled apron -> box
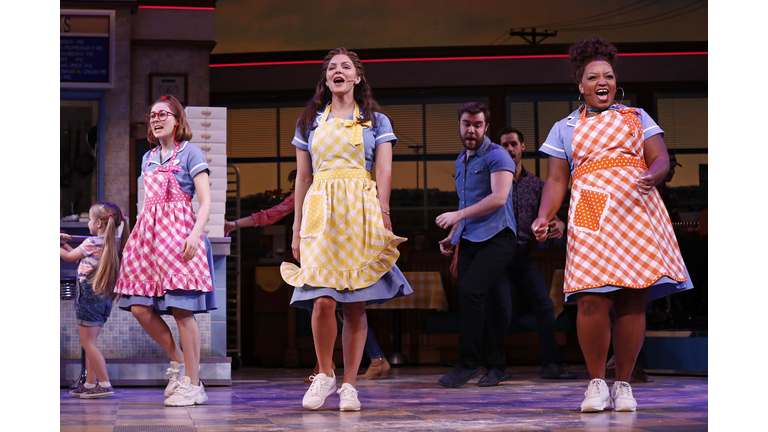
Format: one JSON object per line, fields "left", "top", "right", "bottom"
{"left": 281, "top": 104, "right": 405, "bottom": 290}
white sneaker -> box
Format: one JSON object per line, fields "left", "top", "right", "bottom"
{"left": 581, "top": 378, "right": 610, "bottom": 412}
{"left": 164, "top": 376, "right": 208, "bottom": 406}
{"left": 337, "top": 383, "right": 361, "bottom": 411}
{"left": 164, "top": 361, "right": 185, "bottom": 397}
{"left": 302, "top": 372, "right": 336, "bottom": 410}
{"left": 611, "top": 381, "right": 637, "bottom": 412}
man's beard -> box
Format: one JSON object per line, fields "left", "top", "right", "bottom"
{"left": 461, "top": 132, "right": 486, "bottom": 151}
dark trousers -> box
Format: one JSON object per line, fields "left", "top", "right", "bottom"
{"left": 456, "top": 228, "right": 517, "bottom": 370}
{"left": 486, "top": 245, "right": 563, "bottom": 367}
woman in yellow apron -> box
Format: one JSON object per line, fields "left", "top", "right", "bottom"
{"left": 281, "top": 48, "right": 412, "bottom": 411}
{"left": 533, "top": 37, "right": 692, "bottom": 413}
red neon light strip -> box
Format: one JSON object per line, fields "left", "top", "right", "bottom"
{"left": 138, "top": 6, "right": 215, "bottom": 10}
{"left": 210, "top": 52, "right": 707, "bottom": 68}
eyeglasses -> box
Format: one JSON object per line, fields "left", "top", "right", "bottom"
{"left": 146, "top": 110, "right": 175, "bottom": 122}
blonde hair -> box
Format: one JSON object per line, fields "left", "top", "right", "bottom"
{"left": 88, "top": 201, "right": 131, "bottom": 300}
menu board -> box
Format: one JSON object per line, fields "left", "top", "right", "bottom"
{"left": 60, "top": 10, "right": 114, "bottom": 89}
{"left": 60, "top": 37, "right": 110, "bottom": 83}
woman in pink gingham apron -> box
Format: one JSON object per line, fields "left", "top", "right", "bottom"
{"left": 532, "top": 38, "right": 692, "bottom": 413}
{"left": 115, "top": 95, "right": 214, "bottom": 407}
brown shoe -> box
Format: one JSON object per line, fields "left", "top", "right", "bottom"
{"left": 630, "top": 364, "right": 654, "bottom": 382}
{"left": 304, "top": 361, "right": 336, "bottom": 383}
{"left": 357, "top": 356, "right": 390, "bottom": 380}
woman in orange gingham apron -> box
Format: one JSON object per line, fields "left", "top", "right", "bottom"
{"left": 115, "top": 95, "right": 214, "bottom": 407}
{"left": 281, "top": 48, "right": 411, "bottom": 412}
{"left": 533, "top": 38, "right": 692, "bottom": 413}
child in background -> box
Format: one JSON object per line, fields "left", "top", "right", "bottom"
{"left": 60, "top": 201, "right": 130, "bottom": 398}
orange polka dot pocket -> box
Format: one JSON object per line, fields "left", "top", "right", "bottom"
{"left": 572, "top": 186, "right": 610, "bottom": 233}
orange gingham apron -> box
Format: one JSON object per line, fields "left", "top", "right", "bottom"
{"left": 280, "top": 104, "right": 405, "bottom": 290}
{"left": 115, "top": 144, "right": 212, "bottom": 297}
{"left": 563, "top": 107, "right": 687, "bottom": 295}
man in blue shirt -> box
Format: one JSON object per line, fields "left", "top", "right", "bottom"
{"left": 488, "top": 127, "right": 576, "bottom": 380}
{"left": 436, "top": 102, "right": 517, "bottom": 388}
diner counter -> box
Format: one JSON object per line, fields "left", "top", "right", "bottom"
{"left": 60, "top": 225, "right": 231, "bottom": 386}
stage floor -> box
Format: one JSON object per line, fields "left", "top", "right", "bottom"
{"left": 60, "top": 365, "right": 708, "bottom": 431}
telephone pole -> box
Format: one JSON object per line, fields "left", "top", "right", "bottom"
{"left": 508, "top": 28, "right": 557, "bottom": 44}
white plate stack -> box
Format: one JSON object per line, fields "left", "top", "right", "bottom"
{"left": 136, "top": 106, "right": 228, "bottom": 238}
{"left": 186, "top": 106, "right": 227, "bottom": 238}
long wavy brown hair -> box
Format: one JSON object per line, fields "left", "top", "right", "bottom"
{"left": 88, "top": 201, "right": 131, "bottom": 300}
{"left": 297, "top": 47, "right": 385, "bottom": 140}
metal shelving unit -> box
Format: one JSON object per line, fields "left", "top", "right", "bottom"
{"left": 225, "top": 164, "right": 242, "bottom": 368}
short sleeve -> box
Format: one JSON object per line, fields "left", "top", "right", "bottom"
{"left": 540, "top": 121, "right": 568, "bottom": 160}
{"left": 487, "top": 146, "right": 515, "bottom": 174}
{"left": 373, "top": 113, "right": 398, "bottom": 148}
{"left": 78, "top": 237, "right": 100, "bottom": 258}
{"left": 186, "top": 145, "right": 210, "bottom": 178}
{"left": 292, "top": 119, "right": 309, "bottom": 150}
{"left": 638, "top": 108, "right": 665, "bottom": 140}
{"left": 139, "top": 151, "right": 151, "bottom": 178}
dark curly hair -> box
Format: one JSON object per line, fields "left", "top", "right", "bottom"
{"left": 297, "top": 47, "right": 385, "bottom": 139}
{"left": 568, "top": 36, "right": 618, "bottom": 84}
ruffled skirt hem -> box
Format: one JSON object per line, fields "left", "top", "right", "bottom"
{"left": 281, "top": 234, "right": 407, "bottom": 291}
{"left": 118, "top": 289, "right": 217, "bottom": 315}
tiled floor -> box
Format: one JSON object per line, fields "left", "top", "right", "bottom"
{"left": 60, "top": 365, "right": 708, "bottom": 431}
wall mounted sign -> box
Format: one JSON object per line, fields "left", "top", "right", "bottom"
{"left": 60, "top": 10, "right": 115, "bottom": 89}
{"left": 149, "top": 73, "right": 188, "bottom": 105}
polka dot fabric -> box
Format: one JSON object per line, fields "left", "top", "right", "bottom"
{"left": 563, "top": 107, "right": 688, "bottom": 294}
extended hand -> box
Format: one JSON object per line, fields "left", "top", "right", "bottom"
{"left": 291, "top": 232, "right": 301, "bottom": 264}
{"left": 224, "top": 221, "right": 237, "bottom": 236}
{"left": 438, "top": 236, "right": 455, "bottom": 256}
{"left": 635, "top": 173, "right": 655, "bottom": 195}
{"left": 547, "top": 219, "right": 565, "bottom": 239}
{"left": 179, "top": 235, "right": 199, "bottom": 261}
{"left": 531, "top": 217, "right": 550, "bottom": 242}
{"left": 435, "top": 211, "right": 460, "bottom": 230}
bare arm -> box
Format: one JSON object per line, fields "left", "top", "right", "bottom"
{"left": 532, "top": 157, "right": 571, "bottom": 241}
{"left": 375, "top": 142, "right": 393, "bottom": 231}
{"left": 180, "top": 171, "right": 211, "bottom": 261}
{"left": 435, "top": 170, "right": 513, "bottom": 229}
{"left": 60, "top": 245, "right": 85, "bottom": 262}
{"left": 636, "top": 134, "right": 670, "bottom": 195}
{"left": 291, "top": 148, "right": 314, "bottom": 263}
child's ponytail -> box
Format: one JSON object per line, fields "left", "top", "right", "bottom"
{"left": 89, "top": 201, "right": 126, "bottom": 301}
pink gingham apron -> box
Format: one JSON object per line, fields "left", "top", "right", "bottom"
{"left": 115, "top": 144, "right": 212, "bottom": 297}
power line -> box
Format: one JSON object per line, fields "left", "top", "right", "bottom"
{"left": 559, "top": 1, "right": 706, "bottom": 32}
{"left": 530, "top": 0, "right": 660, "bottom": 29}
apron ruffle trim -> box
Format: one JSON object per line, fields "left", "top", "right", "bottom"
{"left": 114, "top": 274, "right": 213, "bottom": 298}
{"left": 280, "top": 234, "right": 407, "bottom": 290}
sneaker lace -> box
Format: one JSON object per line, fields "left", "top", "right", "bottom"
{"left": 615, "top": 382, "right": 632, "bottom": 398}
{"left": 307, "top": 373, "right": 317, "bottom": 382}
{"left": 584, "top": 380, "right": 603, "bottom": 398}
{"left": 337, "top": 385, "right": 357, "bottom": 400}
{"left": 306, "top": 376, "right": 327, "bottom": 396}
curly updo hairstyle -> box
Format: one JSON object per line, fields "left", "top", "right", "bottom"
{"left": 568, "top": 36, "right": 618, "bottom": 84}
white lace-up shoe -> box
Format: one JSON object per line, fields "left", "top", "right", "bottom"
{"left": 611, "top": 381, "right": 637, "bottom": 412}
{"left": 164, "top": 376, "right": 208, "bottom": 406}
{"left": 302, "top": 372, "right": 336, "bottom": 410}
{"left": 164, "top": 361, "right": 185, "bottom": 397}
{"left": 337, "top": 383, "right": 361, "bottom": 411}
{"left": 581, "top": 378, "right": 610, "bottom": 412}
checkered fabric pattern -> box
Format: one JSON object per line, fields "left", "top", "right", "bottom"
{"left": 563, "top": 108, "right": 687, "bottom": 294}
{"left": 281, "top": 104, "right": 405, "bottom": 290}
{"left": 116, "top": 145, "right": 212, "bottom": 297}
{"left": 367, "top": 272, "right": 448, "bottom": 311}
